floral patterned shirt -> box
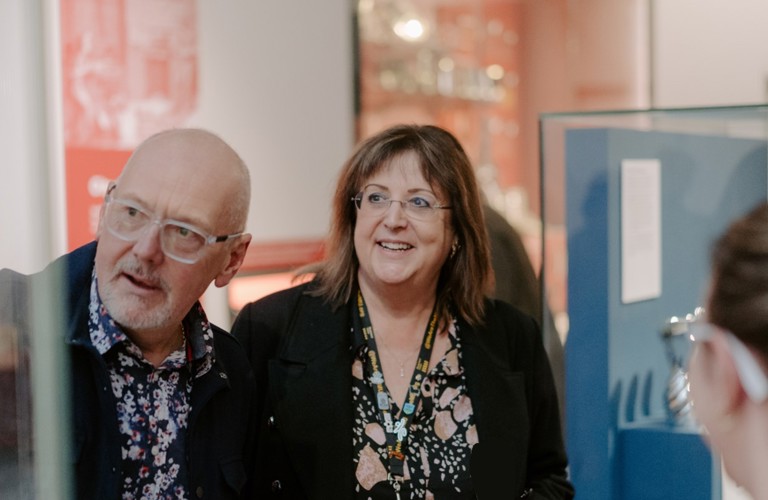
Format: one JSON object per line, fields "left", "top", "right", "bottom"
{"left": 88, "top": 273, "right": 215, "bottom": 500}
{"left": 352, "top": 317, "right": 477, "bottom": 499}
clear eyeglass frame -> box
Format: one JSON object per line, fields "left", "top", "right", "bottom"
{"left": 688, "top": 319, "right": 768, "bottom": 403}
{"left": 103, "top": 183, "right": 243, "bottom": 264}
{"left": 351, "top": 188, "right": 451, "bottom": 222}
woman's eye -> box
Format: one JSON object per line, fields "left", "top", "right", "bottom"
{"left": 409, "top": 197, "right": 432, "bottom": 208}
{"left": 367, "top": 193, "right": 388, "bottom": 204}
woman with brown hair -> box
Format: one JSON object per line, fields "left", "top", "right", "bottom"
{"left": 689, "top": 201, "right": 768, "bottom": 500}
{"left": 232, "top": 124, "right": 572, "bottom": 499}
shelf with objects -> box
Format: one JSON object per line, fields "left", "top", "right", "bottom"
{"left": 539, "top": 104, "right": 768, "bottom": 500}
{"left": 356, "top": 0, "right": 528, "bottom": 202}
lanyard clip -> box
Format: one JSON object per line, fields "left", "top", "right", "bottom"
{"left": 388, "top": 472, "right": 404, "bottom": 489}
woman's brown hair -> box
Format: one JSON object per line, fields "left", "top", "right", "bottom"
{"left": 709, "top": 201, "right": 768, "bottom": 358}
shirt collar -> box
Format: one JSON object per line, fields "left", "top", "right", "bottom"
{"left": 87, "top": 271, "right": 216, "bottom": 376}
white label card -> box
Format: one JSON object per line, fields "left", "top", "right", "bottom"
{"left": 621, "top": 159, "right": 662, "bottom": 304}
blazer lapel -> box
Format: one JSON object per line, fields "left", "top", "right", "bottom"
{"left": 460, "top": 311, "right": 528, "bottom": 494}
{"left": 269, "top": 294, "right": 355, "bottom": 500}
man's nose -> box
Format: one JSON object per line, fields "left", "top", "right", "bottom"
{"left": 131, "top": 221, "right": 165, "bottom": 263}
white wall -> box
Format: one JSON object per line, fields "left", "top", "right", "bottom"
{"left": 190, "top": 1, "right": 354, "bottom": 243}
{"left": 188, "top": 1, "right": 355, "bottom": 325}
{"left": 0, "top": 0, "right": 62, "bottom": 274}
{"left": 652, "top": 0, "right": 768, "bottom": 107}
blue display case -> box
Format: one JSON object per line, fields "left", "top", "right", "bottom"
{"left": 539, "top": 105, "right": 768, "bottom": 499}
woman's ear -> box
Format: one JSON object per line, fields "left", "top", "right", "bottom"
{"left": 450, "top": 238, "right": 459, "bottom": 258}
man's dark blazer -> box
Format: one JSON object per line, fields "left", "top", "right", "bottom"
{"left": 232, "top": 281, "right": 574, "bottom": 499}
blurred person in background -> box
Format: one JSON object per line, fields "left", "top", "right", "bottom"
{"left": 483, "top": 203, "right": 566, "bottom": 418}
{"left": 689, "top": 201, "right": 768, "bottom": 500}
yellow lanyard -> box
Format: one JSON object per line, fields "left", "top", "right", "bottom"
{"left": 354, "top": 290, "right": 438, "bottom": 489}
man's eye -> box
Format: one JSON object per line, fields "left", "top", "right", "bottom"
{"left": 172, "top": 225, "right": 195, "bottom": 239}
{"left": 126, "top": 206, "right": 141, "bottom": 217}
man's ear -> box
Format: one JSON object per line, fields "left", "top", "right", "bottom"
{"left": 214, "top": 234, "right": 252, "bottom": 288}
{"left": 95, "top": 203, "right": 106, "bottom": 239}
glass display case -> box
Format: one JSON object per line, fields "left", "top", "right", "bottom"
{"left": 540, "top": 104, "right": 768, "bottom": 499}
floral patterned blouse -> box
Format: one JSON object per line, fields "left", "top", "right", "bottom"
{"left": 351, "top": 317, "right": 477, "bottom": 499}
{"left": 88, "top": 273, "right": 215, "bottom": 500}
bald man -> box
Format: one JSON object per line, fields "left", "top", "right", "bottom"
{"left": 9, "top": 129, "right": 256, "bottom": 498}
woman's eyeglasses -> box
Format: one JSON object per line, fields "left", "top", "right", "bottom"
{"left": 351, "top": 187, "right": 451, "bottom": 222}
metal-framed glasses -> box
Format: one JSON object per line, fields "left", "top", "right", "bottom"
{"left": 689, "top": 319, "right": 768, "bottom": 403}
{"left": 351, "top": 187, "right": 451, "bottom": 222}
{"left": 103, "top": 184, "right": 243, "bottom": 264}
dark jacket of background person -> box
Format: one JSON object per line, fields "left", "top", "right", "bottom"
{"left": 3, "top": 242, "right": 257, "bottom": 499}
{"left": 232, "top": 280, "right": 573, "bottom": 500}
{"left": 483, "top": 204, "right": 566, "bottom": 419}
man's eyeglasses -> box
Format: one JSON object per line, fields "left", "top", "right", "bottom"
{"left": 351, "top": 187, "right": 451, "bottom": 222}
{"left": 689, "top": 319, "right": 768, "bottom": 403}
{"left": 103, "top": 184, "right": 243, "bottom": 264}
